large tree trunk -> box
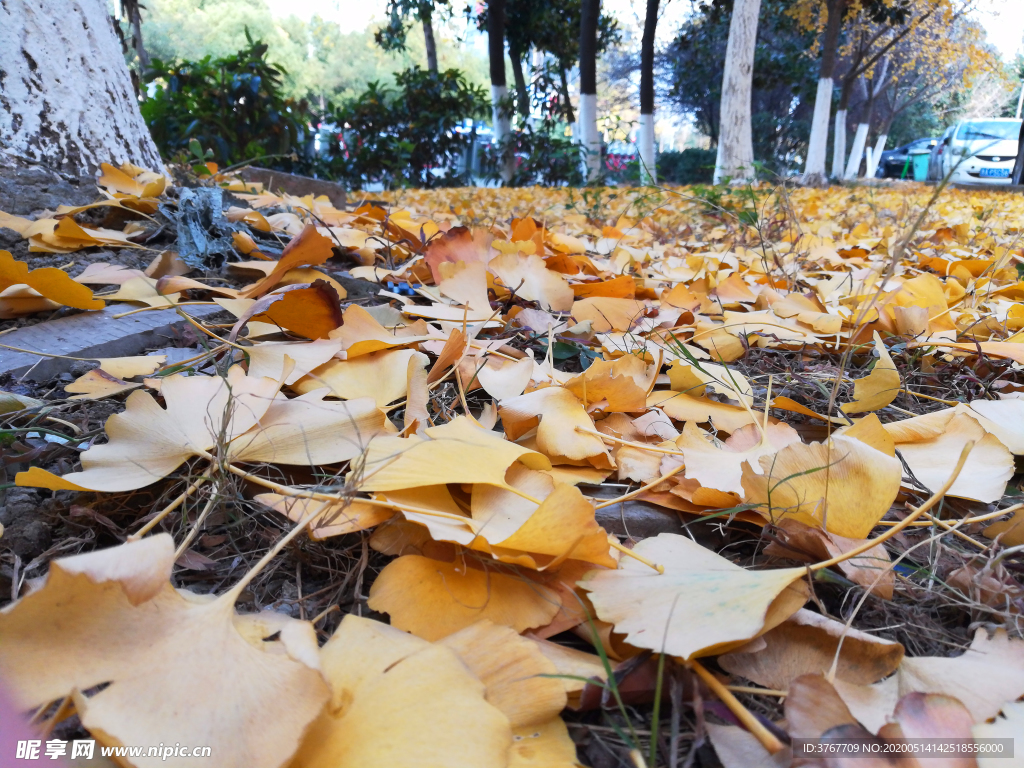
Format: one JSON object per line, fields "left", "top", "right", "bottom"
{"left": 422, "top": 10, "right": 438, "bottom": 73}
{"left": 579, "top": 0, "right": 601, "bottom": 182}
{"left": 638, "top": 0, "right": 659, "bottom": 184}
{"left": 803, "top": 0, "right": 846, "bottom": 183}
{"left": 487, "top": 0, "right": 512, "bottom": 183}
{"left": 0, "top": 0, "right": 162, "bottom": 175}
{"left": 713, "top": 0, "right": 761, "bottom": 184}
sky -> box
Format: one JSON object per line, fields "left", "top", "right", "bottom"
{"left": 265, "top": 0, "right": 1024, "bottom": 61}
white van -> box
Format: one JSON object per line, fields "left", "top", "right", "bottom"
{"left": 938, "top": 118, "right": 1021, "bottom": 184}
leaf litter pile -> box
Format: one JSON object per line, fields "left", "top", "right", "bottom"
{"left": 1, "top": 166, "right": 1024, "bottom": 766}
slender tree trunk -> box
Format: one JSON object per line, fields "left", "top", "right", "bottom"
{"left": 831, "top": 109, "right": 847, "bottom": 178}
{"left": 0, "top": 0, "right": 162, "bottom": 174}
{"left": 638, "top": 0, "right": 659, "bottom": 184}
{"left": 509, "top": 46, "right": 530, "bottom": 119}
{"left": 845, "top": 60, "right": 886, "bottom": 179}
{"left": 866, "top": 132, "right": 887, "bottom": 177}
{"left": 422, "top": 9, "right": 438, "bottom": 73}
{"left": 713, "top": 0, "right": 761, "bottom": 184}
{"left": 559, "top": 67, "right": 576, "bottom": 125}
{"left": 125, "top": 0, "right": 150, "bottom": 72}
{"left": 845, "top": 120, "right": 870, "bottom": 179}
{"left": 803, "top": 0, "right": 846, "bottom": 182}
{"left": 487, "top": 0, "right": 512, "bottom": 183}
{"left": 830, "top": 74, "right": 856, "bottom": 178}
{"left": 579, "top": 0, "right": 601, "bottom": 181}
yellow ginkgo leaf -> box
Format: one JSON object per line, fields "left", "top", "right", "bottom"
{"left": 294, "top": 348, "right": 429, "bottom": 407}
{"left": 227, "top": 392, "right": 389, "bottom": 466}
{"left": 889, "top": 412, "right": 1013, "bottom": 503}
{"left": 841, "top": 332, "right": 901, "bottom": 414}
{"left": 17, "top": 366, "right": 280, "bottom": 492}
{"left": 489, "top": 252, "right": 574, "bottom": 311}
{"left": 564, "top": 354, "right": 655, "bottom": 412}
{"left": 355, "top": 416, "right": 550, "bottom": 493}
{"left": 439, "top": 620, "right": 567, "bottom": 728}
{"left": 499, "top": 387, "right": 611, "bottom": 464}
{"left": 256, "top": 494, "right": 395, "bottom": 539}
{"left": 0, "top": 535, "right": 329, "bottom": 768}
{"left": 0, "top": 249, "right": 103, "bottom": 310}
{"left": 740, "top": 435, "right": 903, "bottom": 539}
{"left": 579, "top": 533, "right": 808, "bottom": 660}
{"left": 65, "top": 368, "right": 141, "bottom": 400}
{"left": 367, "top": 554, "right": 562, "bottom": 641}
{"left": 291, "top": 614, "right": 512, "bottom": 768}
{"left": 240, "top": 223, "right": 336, "bottom": 298}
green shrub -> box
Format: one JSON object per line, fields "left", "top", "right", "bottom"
{"left": 326, "top": 67, "right": 488, "bottom": 188}
{"left": 657, "top": 149, "right": 716, "bottom": 185}
{"left": 483, "top": 116, "right": 586, "bottom": 187}
{"left": 141, "top": 33, "right": 312, "bottom": 168}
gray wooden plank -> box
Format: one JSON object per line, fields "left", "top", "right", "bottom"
{"left": 1, "top": 303, "right": 226, "bottom": 380}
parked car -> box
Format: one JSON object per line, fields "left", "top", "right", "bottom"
{"left": 875, "top": 137, "right": 937, "bottom": 178}
{"left": 932, "top": 118, "right": 1022, "bottom": 184}
{"left": 928, "top": 126, "right": 955, "bottom": 181}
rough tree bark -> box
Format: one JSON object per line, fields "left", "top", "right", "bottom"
{"left": 422, "top": 10, "right": 438, "bottom": 73}
{"left": 487, "top": 0, "right": 513, "bottom": 183}
{"left": 713, "top": 0, "right": 761, "bottom": 184}
{"left": 638, "top": 0, "right": 660, "bottom": 184}
{"left": 803, "top": 0, "right": 847, "bottom": 183}
{"left": 579, "top": 0, "right": 601, "bottom": 181}
{"left": 0, "top": 0, "right": 163, "bottom": 175}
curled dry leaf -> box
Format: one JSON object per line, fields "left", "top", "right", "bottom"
{"left": 499, "top": 387, "right": 611, "bottom": 465}
{"left": 718, "top": 608, "right": 904, "bottom": 690}
{"left": 763, "top": 518, "right": 894, "bottom": 599}
{"left": 888, "top": 411, "right": 1013, "bottom": 503}
{"left": 563, "top": 354, "right": 655, "bottom": 412}
{"left": 841, "top": 332, "right": 901, "bottom": 414}
{"left": 833, "top": 627, "right": 1024, "bottom": 732}
{"left": 226, "top": 392, "right": 389, "bottom": 465}
{"left": 241, "top": 224, "right": 336, "bottom": 298}
{"left": 231, "top": 280, "right": 343, "bottom": 340}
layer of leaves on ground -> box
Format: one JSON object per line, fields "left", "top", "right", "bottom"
{"left": 1, "top": 166, "right": 1023, "bottom": 767}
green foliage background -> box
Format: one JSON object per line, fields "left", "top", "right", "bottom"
{"left": 142, "top": 0, "right": 491, "bottom": 104}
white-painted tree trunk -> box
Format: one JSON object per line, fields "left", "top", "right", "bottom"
{"left": 579, "top": 93, "right": 601, "bottom": 182}
{"left": 714, "top": 0, "right": 761, "bottom": 184}
{"left": 830, "top": 108, "right": 847, "bottom": 179}
{"left": 638, "top": 114, "right": 656, "bottom": 184}
{"left": 0, "top": 0, "right": 163, "bottom": 174}
{"left": 844, "top": 122, "right": 869, "bottom": 179}
{"left": 865, "top": 133, "right": 887, "bottom": 177}
{"left": 804, "top": 77, "right": 834, "bottom": 181}
{"left": 491, "top": 84, "right": 513, "bottom": 183}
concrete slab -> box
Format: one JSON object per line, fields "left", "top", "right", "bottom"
{"left": 0, "top": 303, "right": 226, "bottom": 380}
